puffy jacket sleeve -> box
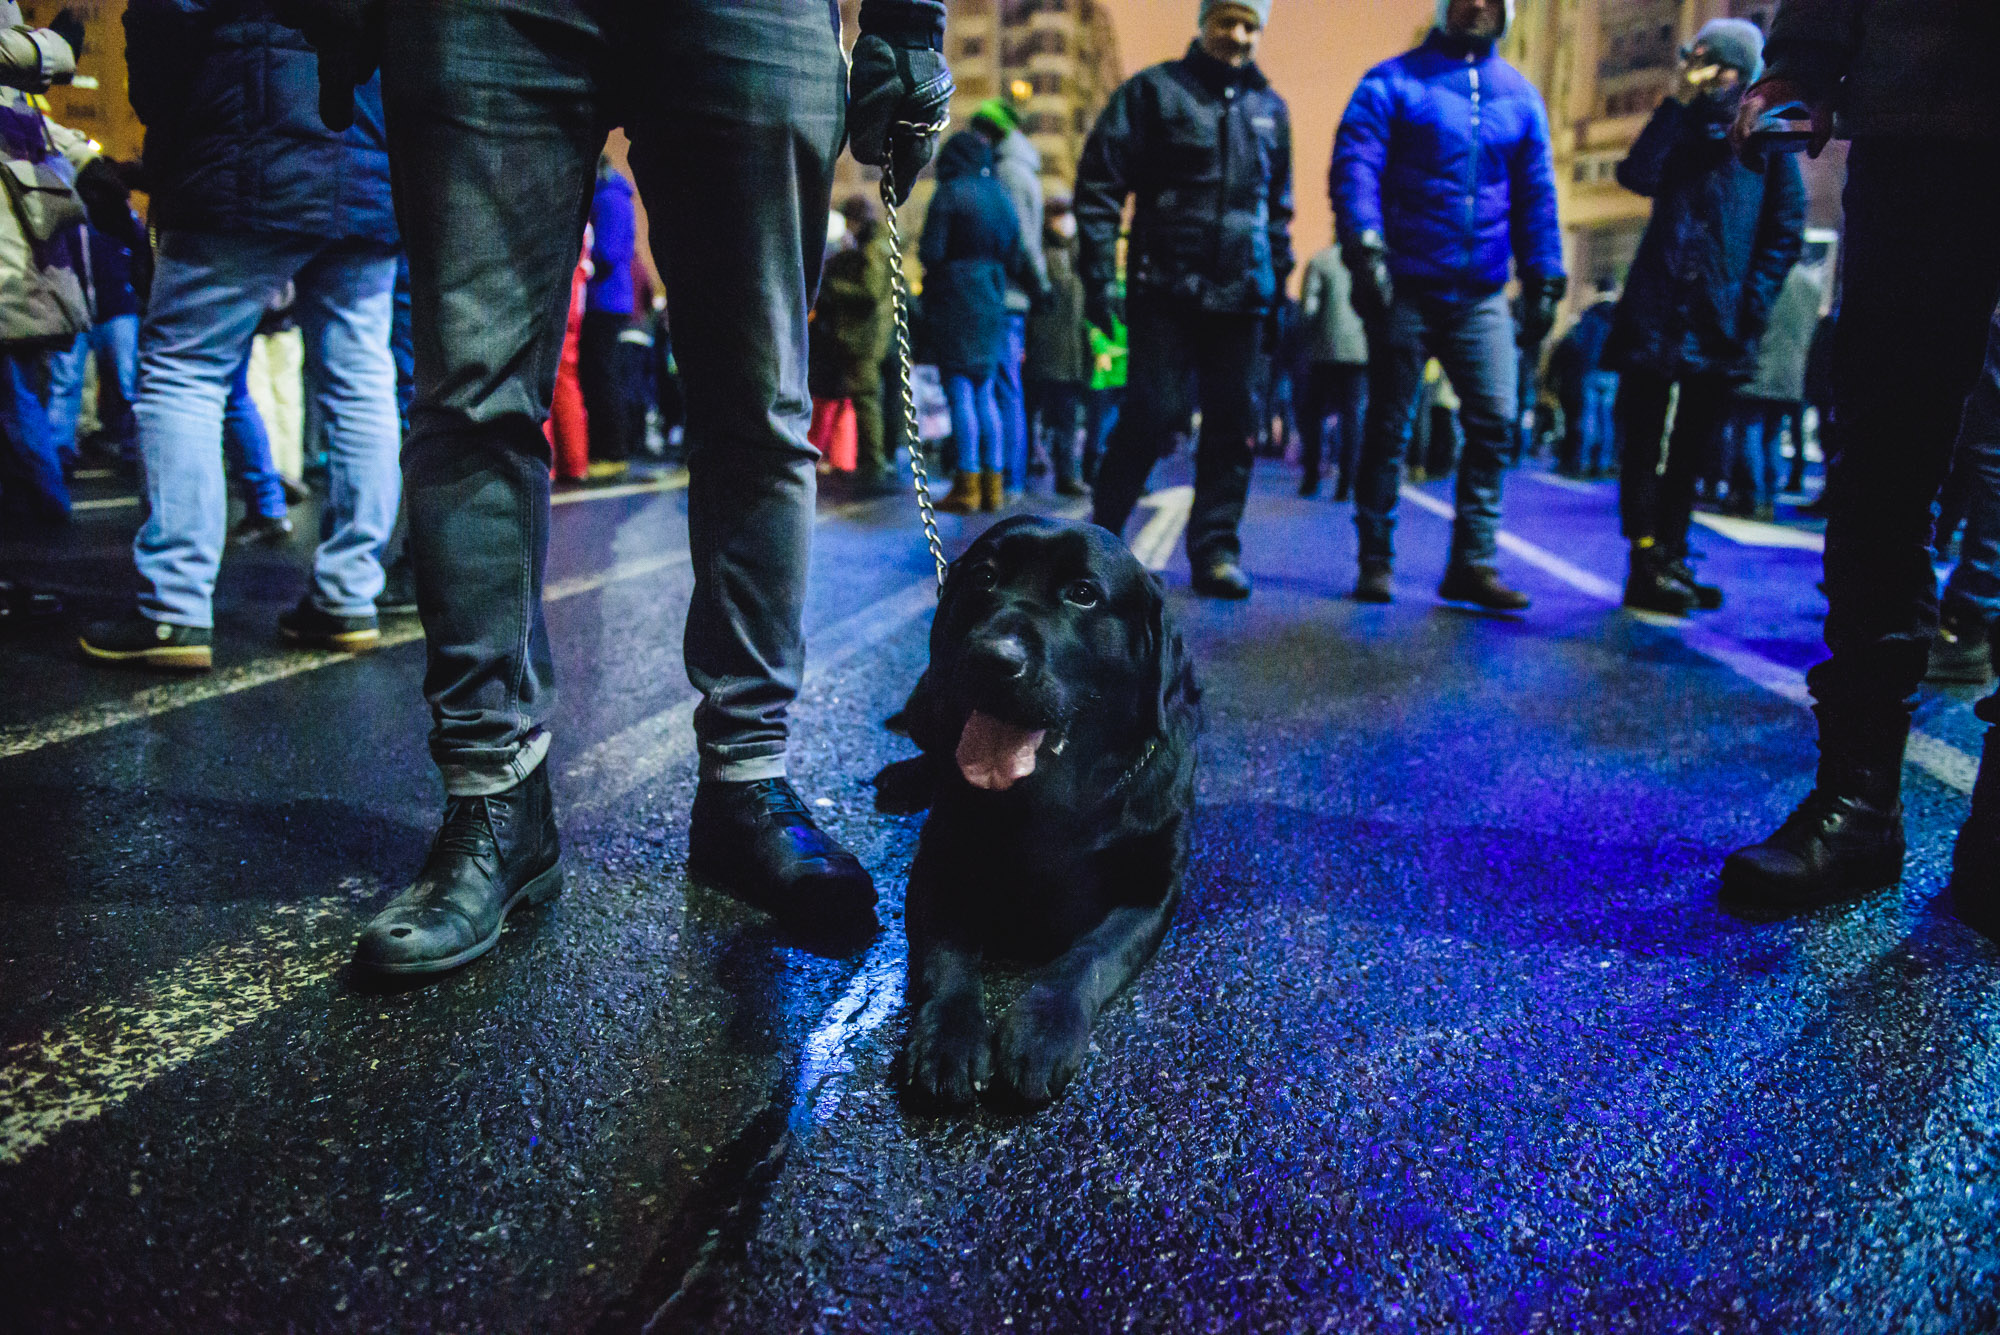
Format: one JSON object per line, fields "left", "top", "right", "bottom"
{"left": 1330, "top": 67, "right": 1394, "bottom": 246}
{"left": 1740, "top": 152, "right": 1807, "bottom": 341}
{"left": 123, "top": 0, "right": 212, "bottom": 130}
{"left": 1075, "top": 75, "right": 1142, "bottom": 295}
{"left": 1508, "top": 85, "right": 1565, "bottom": 278}
{"left": 1763, "top": 0, "right": 1867, "bottom": 105}
{"left": 1615, "top": 98, "right": 1687, "bottom": 199}
{"left": 590, "top": 181, "right": 635, "bottom": 281}
{"left": 1268, "top": 97, "right": 1296, "bottom": 291}
{"left": 0, "top": 23, "right": 74, "bottom": 91}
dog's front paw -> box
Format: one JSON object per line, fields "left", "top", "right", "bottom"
{"left": 903, "top": 996, "right": 990, "bottom": 1108}
{"left": 996, "top": 985, "right": 1093, "bottom": 1107}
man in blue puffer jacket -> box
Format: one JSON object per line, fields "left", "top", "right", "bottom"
{"left": 1333, "top": 0, "right": 1565, "bottom": 610}
{"left": 80, "top": 0, "right": 402, "bottom": 670}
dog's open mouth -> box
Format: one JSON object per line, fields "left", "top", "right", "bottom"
{"left": 955, "top": 710, "right": 1051, "bottom": 791}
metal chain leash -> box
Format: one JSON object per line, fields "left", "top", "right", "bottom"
{"left": 878, "top": 121, "right": 951, "bottom": 595}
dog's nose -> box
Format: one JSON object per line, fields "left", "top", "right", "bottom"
{"left": 967, "top": 634, "right": 1030, "bottom": 680}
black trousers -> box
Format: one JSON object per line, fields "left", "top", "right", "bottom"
{"left": 1808, "top": 137, "right": 2000, "bottom": 752}
{"left": 577, "top": 310, "right": 645, "bottom": 463}
{"left": 1615, "top": 368, "right": 1732, "bottom": 555}
{"left": 1297, "top": 361, "right": 1367, "bottom": 490}
{"left": 1090, "top": 298, "right": 1260, "bottom": 564}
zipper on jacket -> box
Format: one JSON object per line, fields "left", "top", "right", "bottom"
{"left": 1466, "top": 63, "right": 1481, "bottom": 274}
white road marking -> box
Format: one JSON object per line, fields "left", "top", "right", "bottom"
{"left": 1130, "top": 485, "right": 1195, "bottom": 572}
{"left": 1526, "top": 472, "right": 1607, "bottom": 495}
{"left": 550, "top": 470, "right": 689, "bottom": 506}
{"left": 0, "top": 900, "right": 350, "bottom": 1166}
{"left": 1401, "top": 484, "right": 1978, "bottom": 795}
{"left": 1692, "top": 511, "right": 1826, "bottom": 553}
{"left": 71, "top": 496, "right": 139, "bottom": 512}
{"left": 795, "top": 940, "right": 905, "bottom": 1133}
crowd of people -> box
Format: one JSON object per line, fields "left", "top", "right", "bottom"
{"left": 0, "top": 0, "right": 1998, "bottom": 972}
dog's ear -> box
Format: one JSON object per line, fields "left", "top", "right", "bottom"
{"left": 899, "top": 668, "right": 955, "bottom": 756}
{"left": 1144, "top": 573, "right": 1193, "bottom": 736}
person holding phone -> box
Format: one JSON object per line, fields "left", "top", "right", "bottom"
{"left": 1722, "top": 0, "right": 2000, "bottom": 927}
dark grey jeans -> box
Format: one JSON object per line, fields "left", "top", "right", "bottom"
{"left": 382, "top": 0, "right": 845, "bottom": 795}
{"left": 1352, "top": 288, "right": 1518, "bottom": 569}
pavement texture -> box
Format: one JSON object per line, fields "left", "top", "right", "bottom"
{"left": 3, "top": 454, "right": 1999, "bottom": 1334}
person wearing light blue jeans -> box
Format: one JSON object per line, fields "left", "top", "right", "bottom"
{"left": 945, "top": 372, "right": 1003, "bottom": 478}
{"left": 129, "top": 230, "right": 400, "bottom": 629}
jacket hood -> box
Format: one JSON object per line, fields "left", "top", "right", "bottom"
{"left": 993, "top": 126, "right": 1042, "bottom": 173}
{"left": 1431, "top": 0, "right": 1513, "bottom": 44}
{"left": 935, "top": 130, "right": 994, "bottom": 183}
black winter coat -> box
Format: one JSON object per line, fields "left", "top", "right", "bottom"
{"left": 1075, "top": 43, "right": 1294, "bottom": 315}
{"left": 919, "top": 132, "right": 1034, "bottom": 380}
{"left": 1606, "top": 97, "right": 1805, "bottom": 382}
{"left": 124, "top": 0, "right": 397, "bottom": 245}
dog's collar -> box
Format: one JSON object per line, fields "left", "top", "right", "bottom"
{"left": 1105, "top": 736, "right": 1161, "bottom": 796}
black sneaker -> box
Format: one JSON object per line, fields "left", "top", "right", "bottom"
{"left": 278, "top": 596, "right": 380, "bottom": 652}
{"left": 1438, "top": 562, "right": 1531, "bottom": 612}
{"left": 1721, "top": 787, "right": 1905, "bottom": 915}
{"left": 353, "top": 765, "right": 564, "bottom": 977}
{"left": 0, "top": 575, "right": 62, "bottom": 625}
{"left": 376, "top": 554, "right": 419, "bottom": 617}
{"left": 1353, "top": 561, "right": 1393, "bottom": 604}
{"left": 80, "top": 615, "right": 213, "bottom": 670}
{"left": 1191, "top": 556, "right": 1252, "bottom": 600}
{"left": 688, "top": 777, "right": 876, "bottom": 938}
{"left": 1661, "top": 557, "right": 1724, "bottom": 611}
{"left": 1928, "top": 614, "right": 1993, "bottom": 685}
{"left": 229, "top": 513, "right": 295, "bottom": 548}
{"left": 1624, "top": 547, "right": 1696, "bottom": 615}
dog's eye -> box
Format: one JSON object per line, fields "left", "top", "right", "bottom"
{"left": 969, "top": 564, "right": 998, "bottom": 590}
{"left": 1062, "top": 580, "right": 1102, "bottom": 609}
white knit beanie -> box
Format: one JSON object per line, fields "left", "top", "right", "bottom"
{"left": 1201, "top": 0, "right": 1273, "bottom": 27}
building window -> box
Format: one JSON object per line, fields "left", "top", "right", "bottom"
{"left": 960, "top": 35, "right": 984, "bottom": 58}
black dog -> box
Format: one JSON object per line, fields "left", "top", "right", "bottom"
{"left": 881, "top": 515, "right": 1200, "bottom": 1107}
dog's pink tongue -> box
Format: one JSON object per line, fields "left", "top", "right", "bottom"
{"left": 956, "top": 710, "right": 1047, "bottom": 791}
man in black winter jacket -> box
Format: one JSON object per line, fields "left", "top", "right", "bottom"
{"left": 1723, "top": 0, "right": 2000, "bottom": 928}
{"left": 284, "top": 0, "right": 954, "bottom": 979}
{"left": 1075, "top": 0, "right": 1294, "bottom": 599}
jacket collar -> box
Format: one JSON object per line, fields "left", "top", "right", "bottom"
{"left": 1179, "top": 41, "right": 1270, "bottom": 96}
{"left": 1421, "top": 26, "right": 1497, "bottom": 63}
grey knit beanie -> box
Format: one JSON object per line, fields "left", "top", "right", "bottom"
{"left": 1201, "top": 0, "right": 1272, "bottom": 27}
{"left": 1684, "top": 18, "right": 1765, "bottom": 81}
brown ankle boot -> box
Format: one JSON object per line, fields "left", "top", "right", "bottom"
{"left": 979, "top": 470, "right": 1004, "bottom": 512}
{"left": 936, "top": 471, "right": 981, "bottom": 515}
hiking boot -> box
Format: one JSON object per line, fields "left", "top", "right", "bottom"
{"left": 1623, "top": 545, "right": 1696, "bottom": 616}
{"left": 1928, "top": 612, "right": 1993, "bottom": 685}
{"left": 354, "top": 765, "right": 563, "bottom": 977}
{"left": 229, "top": 513, "right": 294, "bottom": 548}
{"left": 1438, "top": 562, "right": 1531, "bottom": 612}
{"left": 1723, "top": 724, "right": 1906, "bottom": 915}
{"left": 936, "top": 471, "right": 981, "bottom": 516}
{"left": 1353, "top": 561, "right": 1393, "bottom": 604}
{"left": 278, "top": 597, "right": 380, "bottom": 652}
{"left": 79, "top": 614, "right": 212, "bottom": 670}
{"left": 688, "top": 777, "right": 876, "bottom": 938}
{"left": 1661, "top": 556, "right": 1724, "bottom": 611}
{"left": 1191, "top": 556, "right": 1252, "bottom": 600}
{"left": 979, "top": 470, "right": 1005, "bottom": 513}
{"left": 1951, "top": 720, "right": 2000, "bottom": 943}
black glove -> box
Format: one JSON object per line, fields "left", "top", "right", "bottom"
{"left": 1342, "top": 231, "right": 1393, "bottom": 325}
{"left": 1084, "top": 283, "right": 1124, "bottom": 338}
{"left": 1518, "top": 271, "right": 1567, "bottom": 348}
{"left": 848, "top": 0, "right": 953, "bottom": 205}
{"left": 269, "top": 0, "right": 384, "bottom": 133}
{"left": 49, "top": 8, "right": 85, "bottom": 62}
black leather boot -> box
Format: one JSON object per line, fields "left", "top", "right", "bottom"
{"left": 354, "top": 765, "right": 563, "bottom": 976}
{"left": 1951, "top": 715, "right": 2000, "bottom": 943}
{"left": 1623, "top": 544, "right": 1695, "bottom": 615}
{"left": 1722, "top": 725, "right": 1905, "bottom": 914}
{"left": 688, "top": 778, "right": 876, "bottom": 934}
{"left": 1438, "top": 562, "right": 1531, "bottom": 612}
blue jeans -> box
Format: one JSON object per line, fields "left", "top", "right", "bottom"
{"left": 944, "top": 372, "right": 1003, "bottom": 473}
{"left": 1354, "top": 288, "right": 1519, "bottom": 568}
{"left": 45, "top": 332, "right": 87, "bottom": 464}
{"left": 91, "top": 313, "right": 141, "bottom": 453}
{"left": 1084, "top": 386, "right": 1120, "bottom": 482}
{"left": 222, "top": 353, "right": 286, "bottom": 521}
{"left": 996, "top": 313, "right": 1027, "bottom": 488}
{"left": 133, "top": 230, "right": 402, "bottom": 628}
{"left": 1731, "top": 397, "right": 1792, "bottom": 512}
{"left": 383, "top": 0, "right": 845, "bottom": 793}
{"left": 0, "top": 345, "right": 68, "bottom": 522}
{"left": 1579, "top": 369, "right": 1619, "bottom": 474}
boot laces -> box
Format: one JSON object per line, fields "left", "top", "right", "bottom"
{"left": 432, "top": 794, "right": 502, "bottom": 866}
{"left": 740, "top": 778, "right": 816, "bottom": 827}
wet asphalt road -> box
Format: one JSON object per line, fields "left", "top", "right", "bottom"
{"left": 3, "top": 454, "right": 1999, "bottom": 1333}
